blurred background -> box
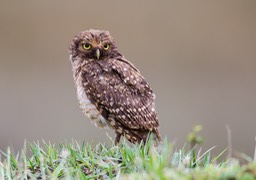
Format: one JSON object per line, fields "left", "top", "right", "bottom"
{"left": 0, "top": 1, "right": 255, "bottom": 157}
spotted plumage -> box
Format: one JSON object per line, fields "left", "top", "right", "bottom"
{"left": 69, "top": 29, "right": 161, "bottom": 144}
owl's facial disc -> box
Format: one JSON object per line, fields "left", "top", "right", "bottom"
{"left": 78, "top": 31, "right": 114, "bottom": 60}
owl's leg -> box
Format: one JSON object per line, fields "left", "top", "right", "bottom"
{"left": 114, "top": 132, "right": 121, "bottom": 145}
{"left": 153, "top": 128, "right": 162, "bottom": 142}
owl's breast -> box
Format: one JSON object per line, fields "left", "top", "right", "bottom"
{"left": 75, "top": 73, "right": 110, "bottom": 129}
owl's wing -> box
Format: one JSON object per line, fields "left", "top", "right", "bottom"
{"left": 83, "top": 58, "right": 159, "bottom": 131}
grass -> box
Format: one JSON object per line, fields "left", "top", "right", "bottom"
{"left": 0, "top": 128, "right": 256, "bottom": 179}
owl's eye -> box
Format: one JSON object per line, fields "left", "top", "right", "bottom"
{"left": 103, "top": 44, "right": 110, "bottom": 50}
{"left": 82, "top": 43, "right": 91, "bottom": 50}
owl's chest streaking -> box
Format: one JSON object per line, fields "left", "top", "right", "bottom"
{"left": 73, "top": 61, "right": 110, "bottom": 129}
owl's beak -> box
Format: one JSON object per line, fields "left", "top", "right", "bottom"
{"left": 95, "top": 49, "right": 100, "bottom": 59}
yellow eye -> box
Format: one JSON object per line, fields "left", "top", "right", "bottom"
{"left": 82, "top": 43, "right": 91, "bottom": 50}
{"left": 103, "top": 43, "right": 110, "bottom": 50}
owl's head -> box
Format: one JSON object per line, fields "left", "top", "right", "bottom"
{"left": 69, "top": 29, "right": 119, "bottom": 61}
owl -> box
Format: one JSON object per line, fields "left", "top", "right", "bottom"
{"left": 69, "top": 29, "right": 161, "bottom": 144}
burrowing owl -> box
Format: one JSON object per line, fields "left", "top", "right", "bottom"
{"left": 69, "top": 29, "right": 161, "bottom": 144}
